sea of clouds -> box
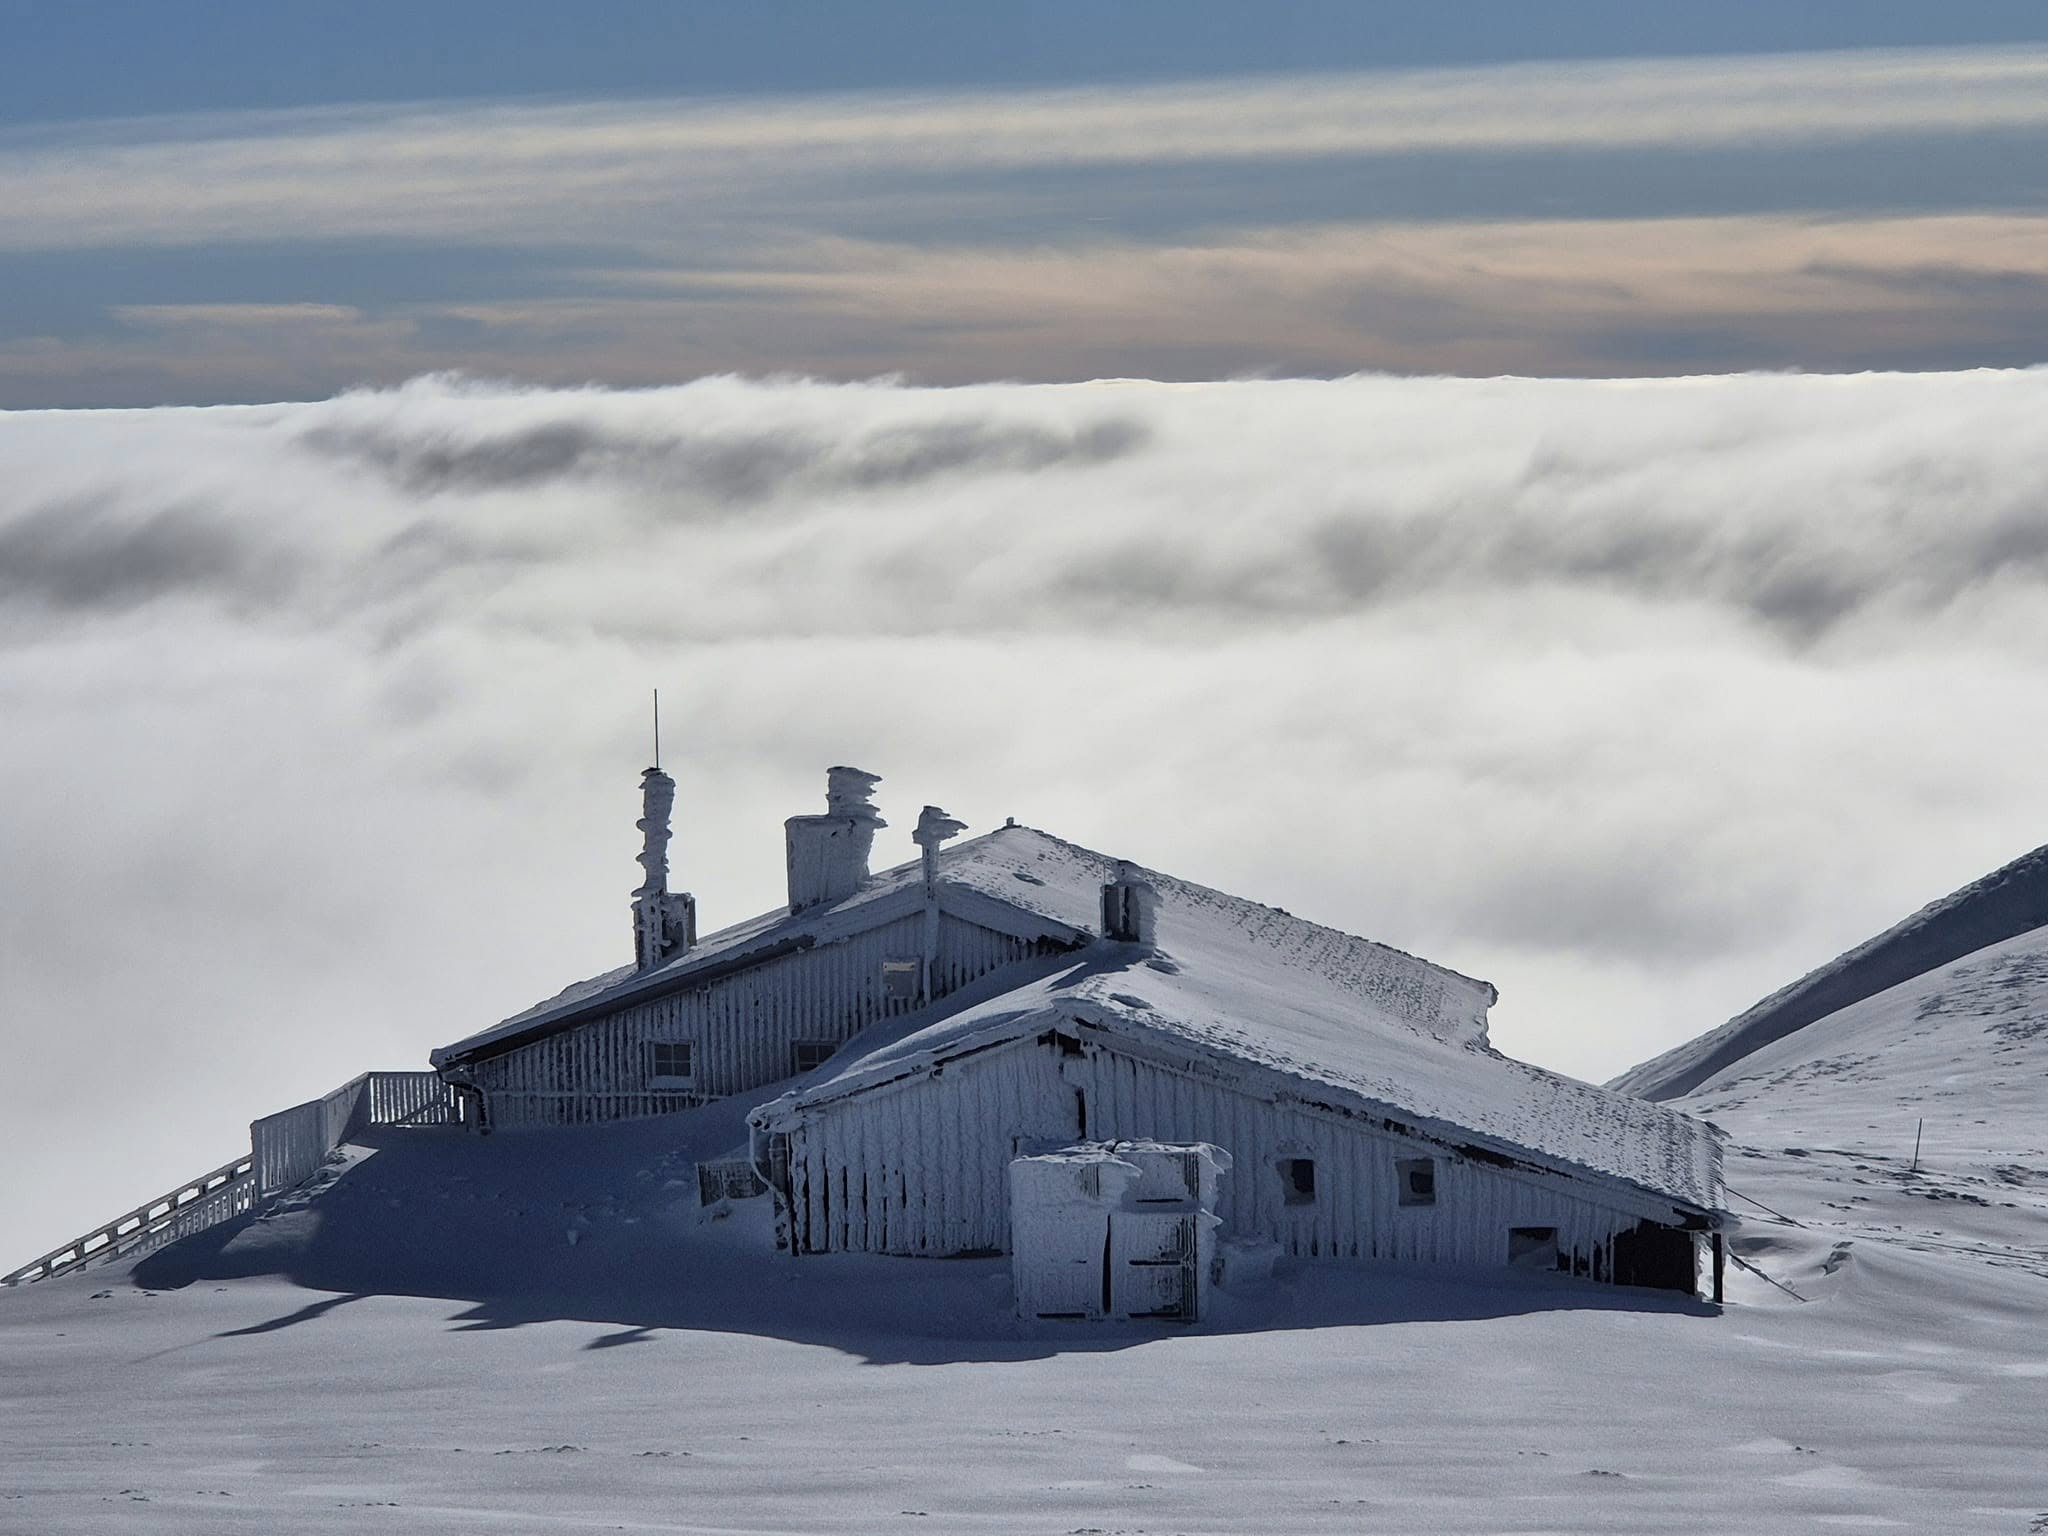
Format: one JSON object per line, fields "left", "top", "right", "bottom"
{"left": 7, "top": 366, "right": 2048, "bottom": 1258}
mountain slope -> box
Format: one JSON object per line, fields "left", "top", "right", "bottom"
{"left": 1676, "top": 921, "right": 2048, "bottom": 1292}
{"left": 1612, "top": 841, "right": 2048, "bottom": 1101}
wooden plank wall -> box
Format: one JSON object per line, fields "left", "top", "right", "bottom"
{"left": 468, "top": 916, "right": 1052, "bottom": 1129}
{"left": 784, "top": 1029, "right": 1694, "bottom": 1288}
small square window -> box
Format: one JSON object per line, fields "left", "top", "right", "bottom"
{"left": 791, "top": 1039, "right": 836, "bottom": 1076}
{"left": 647, "top": 1041, "right": 693, "bottom": 1083}
{"left": 1509, "top": 1226, "right": 1561, "bottom": 1270}
{"left": 882, "top": 958, "right": 919, "bottom": 1002}
{"left": 1280, "top": 1157, "right": 1316, "bottom": 1205}
{"left": 1397, "top": 1157, "right": 1436, "bottom": 1206}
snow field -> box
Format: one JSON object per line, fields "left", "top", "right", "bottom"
{"left": 6, "top": 922, "right": 2048, "bottom": 1533}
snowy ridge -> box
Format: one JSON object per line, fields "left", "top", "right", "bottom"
{"left": 1612, "top": 841, "right": 2048, "bottom": 1102}
{"left": 766, "top": 863, "right": 1718, "bottom": 1214}
{"left": 1680, "top": 921, "right": 2048, "bottom": 1136}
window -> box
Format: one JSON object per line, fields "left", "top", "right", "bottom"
{"left": 1509, "top": 1226, "right": 1562, "bottom": 1270}
{"left": 791, "top": 1039, "right": 836, "bottom": 1076}
{"left": 1280, "top": 1157, "right": 1316, "bottom": 1205}
{"left": 882, "top": 957, "right": 919, "bottom": 1003}
{"left": 1397, "top": 1157, "right": 1437, "bottom": 1207}
{"left": 646, "top": 1041, "right": 693, "bottom": 1084}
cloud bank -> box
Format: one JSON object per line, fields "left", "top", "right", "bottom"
{"left": 6, "top": 368, "right": 2048, "bottom": 1259}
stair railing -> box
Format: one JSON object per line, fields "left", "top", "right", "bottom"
{"left": 3, "top": 1070, "right": 466, "bottom": 1286}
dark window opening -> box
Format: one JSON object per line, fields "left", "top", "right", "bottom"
{"left": 1397, "top": 1157, "right": 1437, "bottom": 1206}
{"left": 1612, "top": 1220, "right": 1699, "bottom": 1293}
{"left": 1280, "top": 1158, "right": 1316, "bottom": 1205}
{"left": 1508, "top": 1226, "right": 1560, "bottom": 1270}
{"left": 646, "top": 1041, "right": 693, "bottom": 1083}
{"left": 882, "top": 958, "right": 919, "bottom": 1002}
{"left": 791, "top": 1039, "right": 835, "bottom": 1076}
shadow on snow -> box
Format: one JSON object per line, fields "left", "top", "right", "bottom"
{"left": 130, "top": 1114, "right": 1712, "bottom": 1367}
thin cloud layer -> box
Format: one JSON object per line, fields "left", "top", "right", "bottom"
{"left": 303, "top": 411, "right": 1148, "bottom": 498}
{"left": 6, "top": 48, "right": 2048, "bottom": 252}
{"left": 6, "top": 369, "right": 2048, "bottom": 1260}
{"left": 7, "top": 45, "right": 2048, "bottom": 401}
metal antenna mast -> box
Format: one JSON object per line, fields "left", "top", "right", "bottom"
{"left": 653, "top": 688, "right": 662, "bottom": 771}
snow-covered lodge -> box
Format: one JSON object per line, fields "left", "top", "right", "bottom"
{"left": 431, "top": 767, "right": 1728, "bottom": 1300}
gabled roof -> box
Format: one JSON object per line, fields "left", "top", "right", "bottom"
{"left": 434, "top": 822, "right": 1493, "bottom": 1068}
{"left": 432, "top": 825, "right": 1097, "bottom": 1068}
{"left": 752, "top": 859, "right": 1722, "bottom": 1217}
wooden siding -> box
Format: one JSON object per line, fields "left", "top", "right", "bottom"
{"left": 466, "top": 914, "right": 1053, "bottom": 1129}
{"left": 781, "top": 1027, "right": 1701, "bottom": 1290}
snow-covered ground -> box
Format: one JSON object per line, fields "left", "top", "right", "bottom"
{"left": 5, "top": 935, "right": 2047, "bottom": 1534}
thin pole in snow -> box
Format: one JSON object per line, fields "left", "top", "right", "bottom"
{"left": 653, "top": 688, "right": 661, "bottom": 772}
{"left": 1911, "top": 1117, "right": 1923, "bottom": 1173}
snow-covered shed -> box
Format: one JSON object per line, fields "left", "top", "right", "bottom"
{"left": 435, "top": 763, "right": 1727, "bottom": 1297}
{"left": 746, "top": 840, "right": 1725, "bottom": 1296}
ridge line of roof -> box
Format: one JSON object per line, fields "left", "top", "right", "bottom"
{"left": 993, "top": 822, "right": 1500, "bottom": 1002}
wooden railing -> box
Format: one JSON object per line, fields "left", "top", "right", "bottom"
{"left": 250, "top": 1071, "right": 466, "bottom": 1196}
{"left": 1, "top": 1153, "right": 256, "bottom": 1286}
{"left": 3, "top": 1070, "right": 466, "bottom": 1287}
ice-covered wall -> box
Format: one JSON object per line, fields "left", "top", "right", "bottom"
{"left": 463, "top": 913, "right": 1055, "bottom": 1128}
{"left": 772, "top": 1025, "right": 1704, "bottom": 1291}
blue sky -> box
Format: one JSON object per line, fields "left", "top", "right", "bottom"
{"left": 11, "top": 2, "right": 2048, "bottom": 119}
{"left": 6, "top": 2, "right": 2048, "bottom": 403}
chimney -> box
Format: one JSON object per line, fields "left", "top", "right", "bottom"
{"left": 913, "top": 805, "right": 967, "bottom": 1003}
{"left": 913, "top": 804, "right": 967, "bottom": 894}
{"left": 1101, "top": 860, "right": 1157, "bottom": 946}
{"left": 632, "top": 766, "right": 697, "bottom": 969}
{"left": 785, "top": 766, "right": 886, "bottom": 912}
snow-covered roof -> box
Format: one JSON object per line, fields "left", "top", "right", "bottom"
{"left": 432, "top": 825, "right": 1097, "bottom": 1067}
{"left": 435, "top": 823, "right": 1491, "bottom": 1068}
{"left": 754, "top": 859, "right": 1722, "bottom": 1216}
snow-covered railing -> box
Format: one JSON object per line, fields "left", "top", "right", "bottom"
{"left": 367, "top": 1070, "right": 465, "bottom": 1127}
{"left": 252, "top": 1072, "right": 466, "bottom": 1195}
{"left": 5, "top": 1070, "right": 465, "bottom": 1286}
{"left": 1, "top": 1153, "right": 256, "bottom": 1287}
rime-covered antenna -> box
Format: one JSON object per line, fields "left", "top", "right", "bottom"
{"left": 652, "top": 688, "right": 661, "bottom": 771}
